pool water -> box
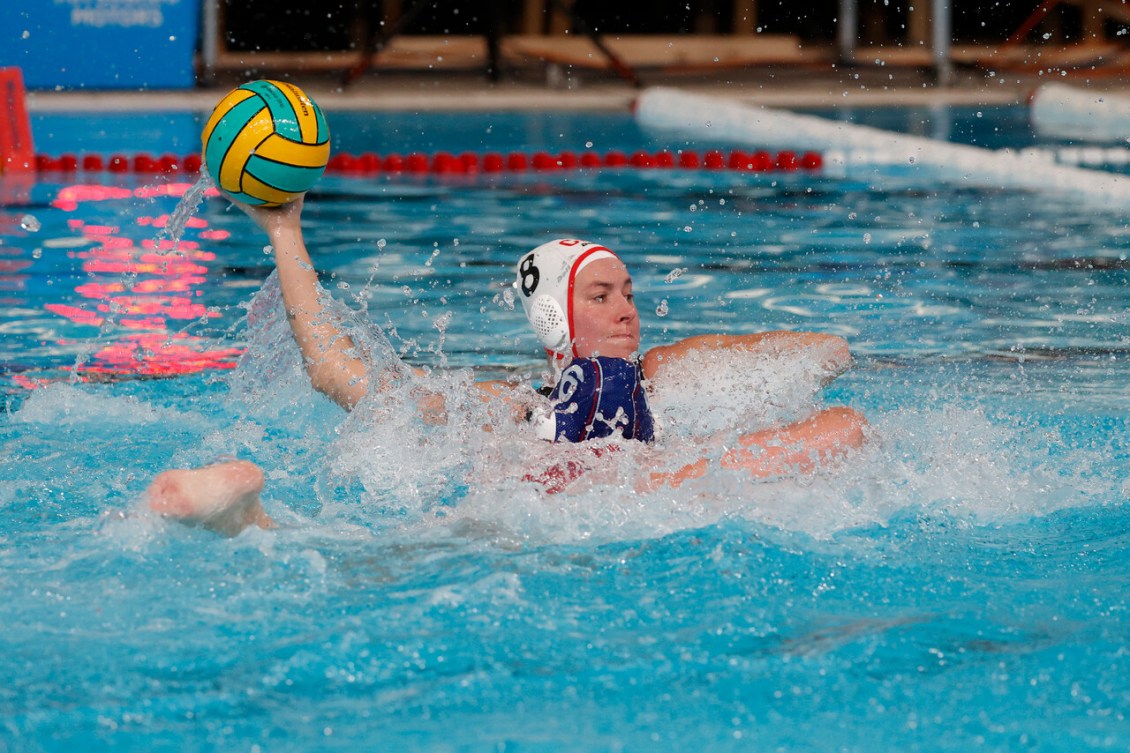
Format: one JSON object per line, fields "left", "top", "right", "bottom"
{"left": 1, "top": 104, "right": 1128, "bottom": 752}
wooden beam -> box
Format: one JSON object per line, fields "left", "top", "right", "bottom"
{"left": 733, "top": 0, "right": 757, "bottom": 35}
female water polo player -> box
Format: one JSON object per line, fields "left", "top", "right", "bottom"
{"left": 145, "top": 199, "right": 866, "bottom": 535}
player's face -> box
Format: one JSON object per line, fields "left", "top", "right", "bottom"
{"left": 570, "top": 257, "right": 640, "bottom": 360}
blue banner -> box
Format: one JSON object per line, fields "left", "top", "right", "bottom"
{"left": 0, "top": 1, "right": 200, "bottom": 89}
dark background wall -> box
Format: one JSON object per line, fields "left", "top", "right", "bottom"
{"left": 221, "top": 1, "right": 1105, "bottom": 52}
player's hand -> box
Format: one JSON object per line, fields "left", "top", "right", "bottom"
{"left": 231, "top": 195, "right": 305, "bottom": 238}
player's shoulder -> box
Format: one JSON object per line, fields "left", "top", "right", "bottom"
{"left": 560, "top": 356, "right": 636, "bottom": 388}
{"left": 590, "top": 355, "right": 639, "bottom": 377}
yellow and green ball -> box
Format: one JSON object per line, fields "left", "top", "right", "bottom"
{"left": 202, "top": 80, "right": 330, "bottom": 206}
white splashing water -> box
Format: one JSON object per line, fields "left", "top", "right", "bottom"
{"left": 646, "top": 343, "right": 839, "bottom": 436}
{"left": 18, "top": 272, "right": 1105, "bottom": 549}
{"left": 154, "top": 172, "right": 214, "bottom": 253}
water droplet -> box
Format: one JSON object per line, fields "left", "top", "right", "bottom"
{"left": 21, "top": 30, "right": 30, "bottom": 40}
{"left": 585, "top": 141, "right": 594, "bottom": 148}
{"left": 655, "top": 299, "right": 669, "bottom": 317}
{"left": 664, "top": 267, "right": 687, "bottom": 284}
{"left": 19, "top": 214, "right": 40, "bottom": 232}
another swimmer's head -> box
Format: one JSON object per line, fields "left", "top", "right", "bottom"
{"left": 516, "top": 238, "right": 640, "bottom": 363}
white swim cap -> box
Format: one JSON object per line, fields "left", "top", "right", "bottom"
{"left": 515, "top": 238, "right": 619, "bottom": 360}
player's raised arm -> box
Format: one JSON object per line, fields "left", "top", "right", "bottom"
{"left": 239, "top": 198, "right": 370, "bottom": 410}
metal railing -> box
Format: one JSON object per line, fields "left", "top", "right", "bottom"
{"left": 838, "top": 0, "right": 953, "bottom": 85}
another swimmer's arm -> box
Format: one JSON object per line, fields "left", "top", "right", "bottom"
{"left": 239, "top": 198, "right": 370, "bottom": 410}
{"left": 640, "top": 406, "right": 866, "bottom": 492}
{"left": 641, "top": 332, "right": 851, "bottom": 383}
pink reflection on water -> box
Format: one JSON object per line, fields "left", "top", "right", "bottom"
{"left": 30, "top": 180, "right": 244, "bottom": 385}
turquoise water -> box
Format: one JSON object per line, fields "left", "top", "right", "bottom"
{"left": 1, "top": 106, "right": 1128, "bottom": 752}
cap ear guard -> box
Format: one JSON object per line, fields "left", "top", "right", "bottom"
{"left": 529, "top": 294, "right": 569, "bottom": 354}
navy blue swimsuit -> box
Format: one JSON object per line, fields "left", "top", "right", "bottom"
{"left": 543, "top": 356, "right": 654, "bottom": 443}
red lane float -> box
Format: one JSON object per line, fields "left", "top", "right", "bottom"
{"left": 482, "top": 152, "right": 505, "bottom": 172}
{"left": 0, "top": 67, "right": 34, "bottom": 173}
{"left": 30, "top": 149, "right": 826, "bottom": 176}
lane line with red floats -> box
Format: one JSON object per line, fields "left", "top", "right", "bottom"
{"left": 29, "top": 149, "right": 824, "bottom": 176}
{"left": 633, "top": 86, "right": 1130, "bottom": 208}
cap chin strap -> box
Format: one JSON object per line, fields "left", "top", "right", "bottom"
{"left": 545, "top": 347, "right": 569, "bottom": 376}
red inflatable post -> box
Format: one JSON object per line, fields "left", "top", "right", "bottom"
{"left": 0, "top": 67, "right": 34, "bottom": 173}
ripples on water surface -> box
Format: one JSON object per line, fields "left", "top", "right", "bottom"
{"left": 0, "top": 107, "right": 1127, "bottom": 752}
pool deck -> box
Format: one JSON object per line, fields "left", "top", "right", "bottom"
{"left": 24, "top": 41, "right": 1129, "bottom": 114}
